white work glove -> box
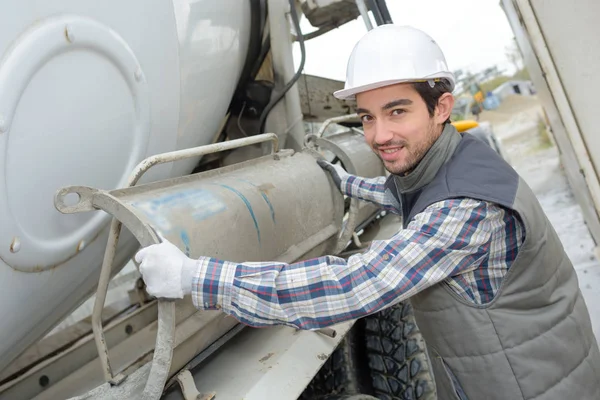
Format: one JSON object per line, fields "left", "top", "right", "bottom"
{"left": 316, "top": 159, "right": 350, "bottom": 191}
{"left": 134, "top": 236, "right": 198, "bottom": 299}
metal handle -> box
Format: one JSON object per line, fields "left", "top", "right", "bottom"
{"left": 86, "top": 133, "right": 279, "bottom": 393}
{"left": 304, "top": 114, "right": 359, "bottom": 146}
{"left": 129, "top": 133, "right": 279, "bottom": 186}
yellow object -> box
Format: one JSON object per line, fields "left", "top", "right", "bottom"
{"left": 452, "top": 120, "right": 479, "bottom": 133}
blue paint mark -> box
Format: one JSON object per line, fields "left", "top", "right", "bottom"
{"left": 237, "top": 179, "right": 276, "bottom": 224}
{"left": 216, "top": 184, "right": 261, "bottom": 245}
{"left": 131, "top": 188, "right": 227, "bottom": 234}
{"left": 180, "top": 230, "right": 191, "bottom": 257}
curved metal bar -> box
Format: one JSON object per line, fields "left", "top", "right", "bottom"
{"left": 55, "top": 133, "right": 281, "bottom": 397}
{"left": 310, "top": 136, "right": 362, "bottom": 254}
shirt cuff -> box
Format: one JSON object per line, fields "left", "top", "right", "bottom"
{"left": 191, "top": 257, "right": 237, "bottom": 311}
{"left": 340, "top": 174, "right": 355, "bottom": 197}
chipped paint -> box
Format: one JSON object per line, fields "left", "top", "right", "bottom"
{"left": 132, "top": 189, "right": 226, "bottom": 234}
{"left": 259, "top": 352, "right": 275, "bottom": 363}
{"left": 180, "top": 230, "right": 191, "bottom": 257}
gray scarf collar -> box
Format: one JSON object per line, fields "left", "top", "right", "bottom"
{"left": 392, "top": 123, "right": 462, "bottom": 194}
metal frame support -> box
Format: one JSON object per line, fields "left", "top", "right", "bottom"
{"left": 56, "top": 134, "right": 279, "bottom": 398}
{"left": 175, "top": 370, "right": 215, "bottom": 400}
{"left": 355, "top": 0, "right": 374, "bottom": 30}
{"left": 309, "top": 113, "right": 359, "bottom": 142}
{"left": 266, "top": 0, "right": 306, "bottom": 151}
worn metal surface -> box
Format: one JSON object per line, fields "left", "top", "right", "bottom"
{"left": 0, "top": 297, "right": 132, "bottom": 383}
{"left": 299, "top": 0, "right": 361, "bottom": 28}
{"left": 266, "top": 0, "right": 305, "bottom": 151}
{"left": 311, "top": 113, "right": 359, "bottom": 140}
{"left": 58, "top": 150, "right": 344, "bottom": 266}
{"left": 56, "top": 134, "right": 279, "bottom": 389}
{"left": 298, "top": 74, "right": 357, "bottom": 122}
{"left": 308, "top": 129, "right": 386, "bottom": 253}
{"left": 0, "top": 0, "right": 252, "bottom": 372}
{"left": 162, "top": 321, "right": 355, "bottom": 400}
{"left": 175, "top": 370, "right": 214, "bottom": 400}
{"left": 30, "top": 301, "right": 210, "bottom": 400}
{"left": 47, "top": 130, "right": 382, "bottom": 399}
{"left": 0, "top": 302, "right": 158, "bottom": 400}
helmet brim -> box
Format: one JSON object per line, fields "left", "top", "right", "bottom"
{"left": 333, "top": 74, "right": 455, "bottom": 101}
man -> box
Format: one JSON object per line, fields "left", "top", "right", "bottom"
{"left": 135, "top": 25, "right": 600, "bottom": 399}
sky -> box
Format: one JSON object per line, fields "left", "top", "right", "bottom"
{"left": 293, "top": 0, "right": 518, "bottom": 82}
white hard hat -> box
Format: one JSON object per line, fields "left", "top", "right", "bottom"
{"left": 334, "top": 25, "right": 455, "bottom": 100}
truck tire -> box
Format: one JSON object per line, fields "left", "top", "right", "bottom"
{"left": 300, "top": 301, "right": 436, "bottom": 400}
{"left": 299, "top": 326, "right": 372, "bottom": 399}
{"left": 363, "top": 301, "right": 436, "bottom": 400}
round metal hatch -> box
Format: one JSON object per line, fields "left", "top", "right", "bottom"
{"left": 0, "top": 15, "right": 150, "bottom": 272}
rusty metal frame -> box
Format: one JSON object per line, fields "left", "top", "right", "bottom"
{"left": 54, "top": 133, "right": 279, "bottom": 399}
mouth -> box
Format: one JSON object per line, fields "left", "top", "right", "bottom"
{"left": 378, "top": 146, "right": 404, "bottom": 162}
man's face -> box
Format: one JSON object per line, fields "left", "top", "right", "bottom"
{"left": 356, "top": 83, "right": 444, "bottom": 175}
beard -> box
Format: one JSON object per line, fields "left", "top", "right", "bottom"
{"left": 374, "top": 120, "right": 440, "bottom": 175}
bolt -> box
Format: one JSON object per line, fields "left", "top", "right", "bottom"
{"left": 134, "top": 67, "right": 143, "bottom": 82}
{"left": 39, "top": 375, "right": 50, "bottom": 387}
{"left": 65, "top": 26, "right": 75, "bottom": 43}
{"left": 10, "top": 237, "right": 21, "bottom": 253}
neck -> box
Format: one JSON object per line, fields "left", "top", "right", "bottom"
{"left": 392, "top": 123, "right": 461, "bottom": 193}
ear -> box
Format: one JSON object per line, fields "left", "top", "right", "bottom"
{"left": 435, "top": 93, "right": 455, "bottom": 124}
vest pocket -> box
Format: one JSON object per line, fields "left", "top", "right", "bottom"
{"left": 430, "top": 348, "right": 469, "bottom": 400}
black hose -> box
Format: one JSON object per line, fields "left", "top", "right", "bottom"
{"left": 258, "top": 0, "right": 306, "bottom": 133}
{"left": 249, "top": 33, "right": 271, "bottom": 79}
{"left": 233, "top": 0, "right": 268, "bottom": 102}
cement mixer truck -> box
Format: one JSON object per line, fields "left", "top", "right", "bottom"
{"left": 0, "top": 1, "right": 435, "bottom": 399}
{"left": 5, "top": 0, "right": 597, "bottom": 399}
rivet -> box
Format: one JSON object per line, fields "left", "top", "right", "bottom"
{"left": 10, "top": 237, "right": 21, "bottom": 253}
{"left": 134, "top": 67, "right": 143, "bottom": 82}
{"left": 65, "top": 25, "right": 75, "bottom": 43}
{"left": 77, "top": 240, "right": 86, "bottom": 252}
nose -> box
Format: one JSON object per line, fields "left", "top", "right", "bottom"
{"left": 373, "top": 120, "right": 394, "bottom": 145}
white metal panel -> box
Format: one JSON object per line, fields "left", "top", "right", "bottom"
{"left": 500, "top": 0, "right": 600, "bottom": 244}
{"left": 170, "top": 0, "right": 251, "bottom": 176}
{"left": 163, "top": 322, "right": 355, "bottom": 400}
{"left": 0, "top": 0, "right": 250, "bottom": 371}
{"left": 530, "top": 0, "right": 600, "bottom": 173}
{"left": 507, "top": 0, "right": 600, "bottom": 242}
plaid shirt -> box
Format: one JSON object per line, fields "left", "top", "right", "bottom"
{"left": 191, "top": 174, "right": 524, "bottom": 330}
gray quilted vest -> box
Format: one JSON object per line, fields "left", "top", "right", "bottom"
{"left": 386, "top": 131, "right": 600, "bottom": 399}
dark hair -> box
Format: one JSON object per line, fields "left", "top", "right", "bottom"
{"left": 412, "top": 79, "right": 453, "bottom": 124}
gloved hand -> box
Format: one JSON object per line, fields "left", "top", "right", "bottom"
{"left": 316, "top": 159, "right": 350, "bottom": 190}
{"left": 134, "top": 236, "right": 198, "bottom": 299}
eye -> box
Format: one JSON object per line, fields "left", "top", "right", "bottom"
{"left": 360, "top": 114, "right": 373, "bottom": 123}
{"left": 391, "top": 109, "right": 405, "bottom": 116}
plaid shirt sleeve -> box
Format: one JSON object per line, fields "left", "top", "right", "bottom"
{"left": 340, "top": 174, "right": 399, "bottom": 214}
{"left": 191, "top": 198, "right": 496, "bottom": 330}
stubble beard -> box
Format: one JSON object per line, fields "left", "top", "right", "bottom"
{"left": 376, "top": 119, "right": 441, "bottom": 175}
